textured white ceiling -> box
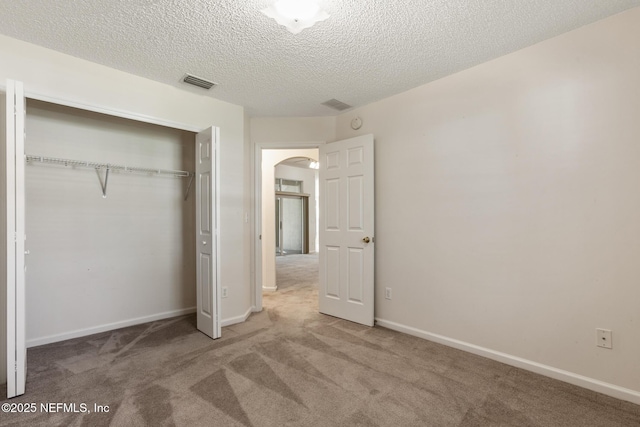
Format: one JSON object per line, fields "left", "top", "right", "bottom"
{"left": 0, "top": 1, "right": 638, "bottom": 117}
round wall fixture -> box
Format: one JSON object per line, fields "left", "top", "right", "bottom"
{"left": 350, "top": 117, "right": 363, "bottom": 130}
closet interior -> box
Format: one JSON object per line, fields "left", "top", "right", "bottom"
{"left": 23, "top": 99, "right": 197, "bottom": 347}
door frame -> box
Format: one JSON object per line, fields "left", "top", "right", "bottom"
{"left": 251, "top": 141, "right": 324, "bottom": 312}
{"left": 0, "top": 83, "right": 202, "bottom": 133}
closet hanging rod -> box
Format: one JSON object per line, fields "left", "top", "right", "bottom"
{"left": 25, "top": 155, "right": 193, "bottom": 178}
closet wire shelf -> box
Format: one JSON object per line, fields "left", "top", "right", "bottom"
{"left": 26, "top": 154, "right": 195, "bottom": 200}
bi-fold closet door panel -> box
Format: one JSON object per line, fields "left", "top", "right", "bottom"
{"left": 0, "top": 87, "right": 4, "bottom": 389}
{"left": 4, "top": 79, "right": 27, "bottom": 398}
{"left": 195, "top": 127, "right": 220, "bottom": 339}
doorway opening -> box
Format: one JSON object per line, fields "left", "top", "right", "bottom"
{"left": 259, "top": 149, "right": 319, "bottom": 301}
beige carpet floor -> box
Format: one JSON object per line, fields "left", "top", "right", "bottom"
{"left": 1, "top": 253, "right": 638, "bottom": 426}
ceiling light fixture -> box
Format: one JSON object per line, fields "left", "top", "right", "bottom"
{"left": 262, "top": 0, "right": 329, "bottom": 34}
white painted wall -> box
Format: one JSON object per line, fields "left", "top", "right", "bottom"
{"left": 0, "top": 34, "right": 250, "bottom": 383}
{"left": 275, "top": 163, "right": 318, "bottom": 253}
{"left": 251, "top": 117, "right": 336, "bottom": 144}
{"left": 261, "top": 149, "right": 318, "bottom": 290}
{"left": 24, "top": 100, "right": 196, "bottom": 345}
{"left": 335, "top": 9, "right": 640, "bottom": 398}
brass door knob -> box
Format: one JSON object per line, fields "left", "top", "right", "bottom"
{"left": 362, "top": 237, "right": 370, "bottom": 243}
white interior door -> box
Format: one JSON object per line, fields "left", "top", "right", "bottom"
{"left": 319, "top": 134, "right": 375, "bottom": 326}
{"left": 195, "top": 127, "right": 220, "bottom": 339}
{"left": 5, "top": 79, "right": 26, "bottom": 398}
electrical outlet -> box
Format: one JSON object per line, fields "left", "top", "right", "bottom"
{"left": 596, "top": 328, "right": 612, "bottom": 349}
{"left": 222, "top": 287, "right": 228, "bottom": 298}
{"left": 385, "top": 287, "right": 392, "bottom": 300}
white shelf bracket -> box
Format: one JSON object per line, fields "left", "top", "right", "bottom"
{"left": 184, "top": 173, "right": 195, "bottom": 201}
{"left": 96, "top": 166, "right": 110, "bottom": 198}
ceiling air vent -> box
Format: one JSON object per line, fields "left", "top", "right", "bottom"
{"left": 182, "top": 74, "right": 216, "bottom": 90}
{"left": 321, "top": 98, "right": 352, "bottom": 111}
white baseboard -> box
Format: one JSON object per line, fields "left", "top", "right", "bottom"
{"left": 262, "top": 285, "right": 278, "bottom": 292}
{"left": 221, "top": 306, "right": 253, "bottom": 327}
{"left": 27, "top": 307, "right": 197, "bottom": 348}
{"left": 27, "top": 305, "right": 257, "bottom": 348}
{"left": 375, "top": 318, "right": 640, "bottom": 406}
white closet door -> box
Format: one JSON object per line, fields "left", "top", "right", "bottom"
{"left": 319, "top": 134, "right": 375, "bottom": 326}
{"left": 5, "top": 79, "right": 27, "bottom": 398}
{"left": 195, "top": 127, "right": 220, "bottom": 339}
